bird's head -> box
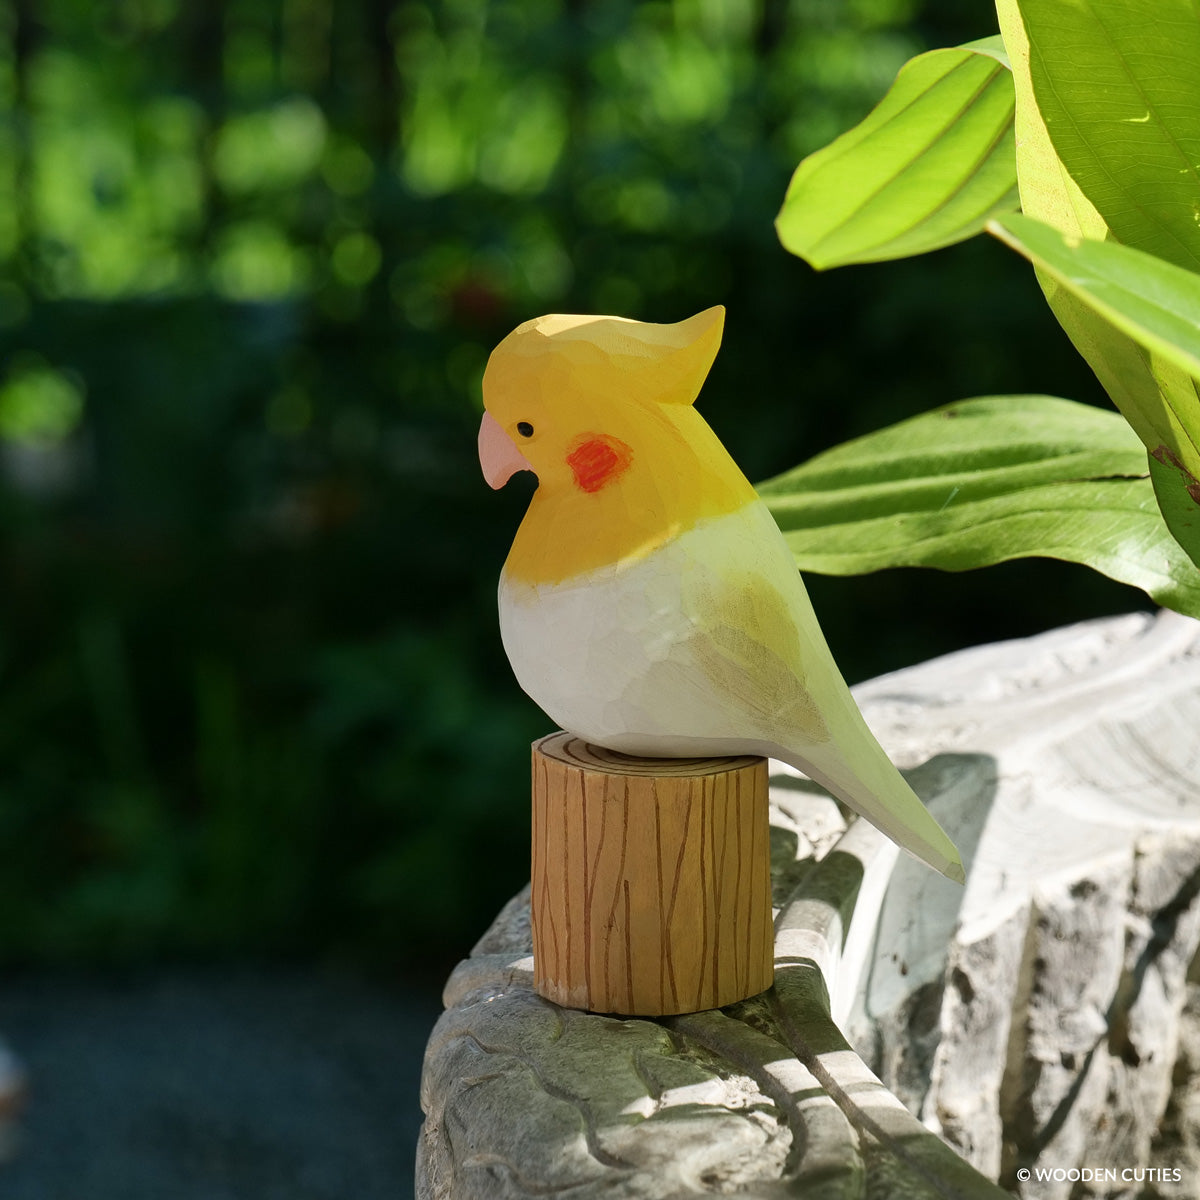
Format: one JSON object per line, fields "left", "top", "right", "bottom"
{"left": 478, "top": 306, "right": 725, "bottom": 495}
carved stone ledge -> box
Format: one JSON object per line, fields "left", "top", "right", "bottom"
{"left": 419, "top": 611, "right": 1200, "bottom": 1199}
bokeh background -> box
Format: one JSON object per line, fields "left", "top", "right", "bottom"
{"left": 0, "top": 0, "right": 1149, "bottom": 1187}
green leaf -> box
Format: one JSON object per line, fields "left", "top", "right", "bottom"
{"left": 995, "top": 0, "right": 1150, "bottom": 436}
{"left": 995, "top": 0, "right": 1200, "bottom": 564}
{"left": 757, "top": 395, "right": 1200, "bottom": 618}
{"left": 989, "top": 213, "right": 1200, "bottom": 484}
{"left": 1019, "top": 0, "right": 1200, "bottom": 274}
{"left": 991, "top": 216, "right": 1200, "bottom": 377}
{"left": 775, "top": 38, "right": 1019, "bottom": 269}
{"left": 995, "top": 0, "right": 1108, "bottom": 240}
{"left": 1150, "top": 447, "right": 1200, "bottom": 569}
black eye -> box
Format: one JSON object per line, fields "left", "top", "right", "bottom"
{"left": 516, "top": 421, "right": 534, "bottom": 438}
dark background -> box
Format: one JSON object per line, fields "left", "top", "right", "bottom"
{"left": 0, "top": 0, "right": 1140, "bottom": 1012}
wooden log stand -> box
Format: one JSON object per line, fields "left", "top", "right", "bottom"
{"left": 531, "top": 733, "right": 773, "bottom": 1016}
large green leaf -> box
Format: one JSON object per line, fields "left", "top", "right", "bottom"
{"left": 757, "top": 395, "right": 1200, "bottom": 618}
{"left": 995, "top": 0, "right": 1200, "bottom": 567}
{"left": 1019, "top": 0, "right": 1200, "bottom": 274}
{"left": 1149, "top": 443, "right": 1200, "bottom": 568}
{"left": 989, "top": 213, "right": 1200, "bottom": 479}
{"left": 994, "top": 0, "right": 1158, "bottom": 446}
{"left": 775, "top": 37, "right": 1019, "bottom": 269}
{"left": 995, "top": 0, "right": 1107, "bottom": 240}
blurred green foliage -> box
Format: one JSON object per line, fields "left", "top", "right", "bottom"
{"left": 0, "top": 0, "right": 1146, "bottom": 971}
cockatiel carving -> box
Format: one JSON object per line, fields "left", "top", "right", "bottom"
{"left": 478, "top": 306, "right": 964, "bottom": 883}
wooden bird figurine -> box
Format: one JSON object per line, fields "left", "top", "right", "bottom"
{"left": 478, "top": 306, "right": 964, "bottom": 883}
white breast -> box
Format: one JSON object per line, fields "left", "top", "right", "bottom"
{"left": 497, "top": 501, "right": 805, "bottom": 759}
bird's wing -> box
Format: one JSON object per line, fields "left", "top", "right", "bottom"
{"left": 680, "top": 555, "right": 964, "bottom": 883}
{"left": 682, "top": 565, "right": 831, "bottom": 747}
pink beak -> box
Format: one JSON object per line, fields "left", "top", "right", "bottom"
{"left": 478, "top": 411, "right": 533, "bottom": 489}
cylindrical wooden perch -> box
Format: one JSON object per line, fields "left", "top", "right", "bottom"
{"left": 530, "top": 732, "right": 773, "bottom": 1016}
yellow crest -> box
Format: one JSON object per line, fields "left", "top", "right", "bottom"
{"left": 485, "top": 306, "right": 725, "bottom": 413}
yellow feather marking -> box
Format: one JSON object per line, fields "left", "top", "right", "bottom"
{"left": 687, "top": 570, "right": 829, "bottom": 746}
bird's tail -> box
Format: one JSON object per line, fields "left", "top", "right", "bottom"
{"left": 780, "top": 731, "right": 965, "bottom": 884}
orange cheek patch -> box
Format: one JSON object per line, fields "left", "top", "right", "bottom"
{"left": 566, "top": 434, "right": 633, "bottom": 493}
